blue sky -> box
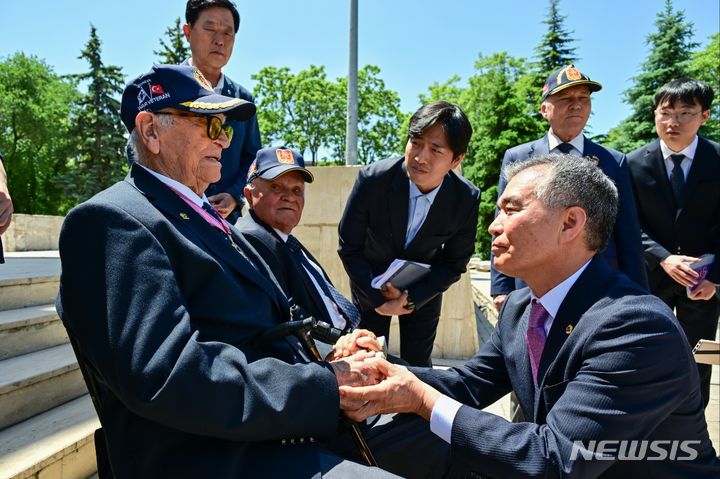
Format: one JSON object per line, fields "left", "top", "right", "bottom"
{"left": 1, "top": 0, "right": 717, "bottom": 138}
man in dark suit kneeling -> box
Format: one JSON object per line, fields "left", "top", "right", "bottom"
{"left": 339, "top": 154, "right": 719, "bottom": 478}
{"left": 56, "top": 64, "right": 399, "bottom": 478}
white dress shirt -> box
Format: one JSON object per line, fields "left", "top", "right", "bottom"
{"left": 429, "top": 260, "right": 591, "bottom": 443}
{"left": 547, "top": 130, "right": 584, "bottom": 156}
{"left": 405, "top": 179, "right": 441, "bottom": 248}
{"left": 660, "top": 136, "right": 698, "bottom": 181}
{"left": 138, "top": 164, "right": 209, "bottom": 207}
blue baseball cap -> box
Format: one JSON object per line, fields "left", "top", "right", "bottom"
{"left": 120, "top": 64, "right": 256, "bottom": 133}
{"left": 541, "top": 65, "right": 602, "bottom": 102}
{"left": 247, "top": 147, "right": 314, "bottom": 183}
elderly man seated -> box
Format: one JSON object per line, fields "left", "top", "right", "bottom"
{"left": 56, "top": 64, "right": 398, "bottom": 479}
{"left": 237, "top": 147, "right": 361, "bottom": 341}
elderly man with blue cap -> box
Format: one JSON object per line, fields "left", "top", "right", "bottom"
{"left": 237, "top": 147, "right": 362, "bottom": 345}
{"left": 56, "top": 64, "right": 399, "bottom": 479}
{"left": 490, "top": 65, "right": 648, "bottom": 314}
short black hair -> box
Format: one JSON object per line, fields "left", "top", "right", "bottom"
{"left": 186, "top": 0, "right": 240, "bottom": 33}
{"left": 407, "top": 101, "right": 472, "bottom": 158}
{"left": 653, "top": 78, "right": 714, "bottom": 111}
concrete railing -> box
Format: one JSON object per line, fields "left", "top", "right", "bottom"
{"left": 2, "top": 214, "right": 63, "bottom": 252}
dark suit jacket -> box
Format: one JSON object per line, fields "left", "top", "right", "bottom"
{"left": 412, "top": 257, "right": 719, "bottom": 478}
{"left": 57, "top": 164, "right": 342, "bottom": 478}
{"left": 237, "top": 210, "right": 342, "bottom": 328}
{"left": 338, "top": 157, "right": 480, "bottom": 311}
{"left": 627, "top": 137, "right": 720, "bottom": 289}
{"left": 491, "top": 136, "right": 648, "bottom": 295}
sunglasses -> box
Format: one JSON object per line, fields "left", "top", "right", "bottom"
{"left": 154, "top": 111, "right": 233, "bottom": 142}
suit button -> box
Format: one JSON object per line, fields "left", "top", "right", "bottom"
{"left": 300, "top": 437, "right": 305, "bottom": 444}
{"left": 309, "top": 437, "right": 316, "bottom": 443}
{"left": 281, "top": 439, "right": 287, "bottom": 445}
{"left": 290, "top": 438, "right": 296, "bottom": 445}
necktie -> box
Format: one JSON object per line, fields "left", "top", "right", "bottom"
{"left": 286, "top": 235, "right": 361, "bottom": 329}
{"left": 556, "top": 142, "right": 574, "bottom": 154}
{"left": 526, "top": 299, "right": 549, "bottom": 386}
{"left": 670, "top": 154, "right": 685, "bottom": 206}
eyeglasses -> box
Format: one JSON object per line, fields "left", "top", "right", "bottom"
{"left": 654, "top": 109, "right": 703, "bottom": 124}
{"left": 153, "top": 111, "right": 233, "bottom": 141}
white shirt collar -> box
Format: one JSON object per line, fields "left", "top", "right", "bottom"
{"left": 660, "top": 136, "right": 698, "bottom": 160}
{"left": 408, "top": 178, "right": 442, "bottom": 203}
{"left": 548, "top": 130, "right": 584, "bottom": 155}
{"left": 275, "top": 228, "right": 289, "bottom": 241}
{"left": 137, "top": 164, "right": 208, "bottom": 207}
{"left": 532, "top": 259, "right": 592, "bottom": 319}
{"left": 187, "top": 57, "right": 225, "bottom": 93}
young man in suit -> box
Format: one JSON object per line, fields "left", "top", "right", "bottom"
{"left": 182, "top": 0, "right": 261, "bottom": 222}
{"left": 339, "top": 155, "right": 719, "bottom": 478}
{"left": 491, "top": 65, "right": 647, "bottom": 312}
{"left": 0, "top": 151, "right": 12, "bottom": 263}
{"left": 237, "top": 147, "right": 361, "bottom": 337}
{"left": 57, "top": 64, "right": 398, "bottom": 478}
{"left": 628, "top": 78, "right": 720, "bottom": 408}
{"left": 338, "top": 101, "right": 480, "bottom": 367}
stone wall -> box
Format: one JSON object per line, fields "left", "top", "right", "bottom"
{"left": 296, "top": 166, "right": 478, "bottom": 359}
{"left": 2, "top": 214, "right": 63, "bottom": 252}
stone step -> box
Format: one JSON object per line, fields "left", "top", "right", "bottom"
{"left": 0, "top": 304, "right": 67, "bottom": 361}
{"left": 0, "top": 256, "right": 61, "bottom": 312}
{"left": 0, "top": 395, "right": 98, "bottom": 479}
{"left": 0, "top": 344, "right": 86, "bottom": 430}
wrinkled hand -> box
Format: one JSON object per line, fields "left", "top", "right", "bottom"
{"left": 330, "top": 350, "right": 385, "bottom": 388}
{"left": 208, "top": 192, "right": 238, "bottom": 218}
{"left": 688, "top": 280, "right": 717, "bottom": 301}
{"left": 0, "top": 174, "right": 12, "bottom": 235}
{"left": 339, "top": 357, "right": 441, "bottom": 422}
{"left": 492, "top": 294, "right": 508, "bottom": 312}
{"left": 326, "top": 329, "right": 383, "bottom": 361}
{"left": 660, "top": 255, "right": 700, "bottom": 288}
{"left": 374, "top": 290, "right": 413, "bottom": 316}
{"left": 380, "top": 282, "right": 402, "bottom": 300}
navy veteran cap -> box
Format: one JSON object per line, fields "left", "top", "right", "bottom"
{"left": 120, "top": 64, "right": 256, "bottom": 133}
{"left": 247, "top": 147, "right": 314, "bottom": 183}
{"left": 541, "top": 65, "right": 602, "bottom": 102}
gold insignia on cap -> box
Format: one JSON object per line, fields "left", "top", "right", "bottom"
{"left": 247, "top": 160, "right": 257, "bottom": 176}
{"left": 192, "top": 69, "right": 214, "bottom": 92}
{"left": 180, "top": 212, "right": 190, "bottom": 220}
{"left": 276, "top": 149, "right": 295, "bottom": 165}
{"left": 565, "top": 324, "right": 574, "bottom": 335}
{"left": 565, "top": 66, "right": 582, "bottom": 81}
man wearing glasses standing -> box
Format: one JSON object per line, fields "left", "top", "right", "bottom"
{"left": 182, "top": 0, "right": 261, "bottom": 222}
{"left": 628, "top": 78, "right": 720, "bottom": 408}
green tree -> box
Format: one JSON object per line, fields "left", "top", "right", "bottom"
{"left": 607, "top": 0, "right": 698, "bottom": 151}
{"left": 56, "top": 25, "right": 127, "bottom": 205}
{"left": 0, "top": 53, "right": 79, "bottom": 214}
{"left": 333, "top": 65, "right": 406, "bottom": 164}
{"left": 689, "top": 33, "right": 720, "bottom": 139}
{"left": 462, "top": 53, "right": 542, "bottom": 257}
{"left": 252, "top": 65, "right": 342, "bottom": 164}
{"left": 155, "top": 17, "right": 190, "bottom": 64}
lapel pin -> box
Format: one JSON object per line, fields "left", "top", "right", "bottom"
{"left": 565, "top": 324, "right": 574, "bottom": 335}
{"left": 180, "top": 212, "right": 190, "bottom": 220}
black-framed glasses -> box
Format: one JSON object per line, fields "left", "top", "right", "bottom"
{"left": 154, "top": 111, "right": 233, "bottom": 142}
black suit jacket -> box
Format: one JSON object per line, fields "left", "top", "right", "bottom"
{"left": 237, "top": 210, "right": 342, "bottom": 328}
{"left": 57, "top": 164, "right": 342, "bottom": 478}
{"left": 413, "top": 258, "right": 719, "bottom": 478}
{"left": 491, "top": 136, "right": 648, "bottom": 295}
{"left": 627, "top": 137, "right": 720, "bottom": 289}
{"left": 338, "top": 157, "right": 480, "bottom": 311}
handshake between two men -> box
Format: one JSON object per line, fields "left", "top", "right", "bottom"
{"left": 329, "top": 329, "right": 438, "bottom": 423}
